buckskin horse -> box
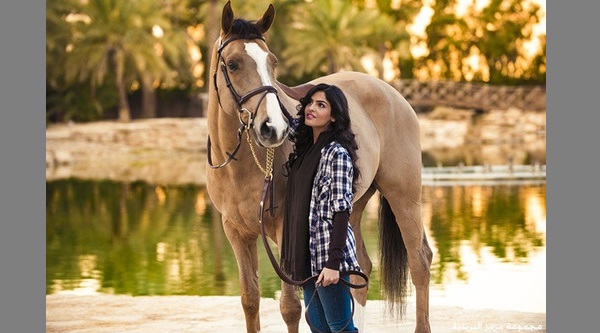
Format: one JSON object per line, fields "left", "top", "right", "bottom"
{"left": 206, "top": 2, "right": 432, "bottom": 332}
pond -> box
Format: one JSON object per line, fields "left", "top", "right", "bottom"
{"left": 46, "top": 178, "right": 546, "bottom": 314}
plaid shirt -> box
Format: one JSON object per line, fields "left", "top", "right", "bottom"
{"left": 308, "top": 141, "right": 361, "bottom": 275}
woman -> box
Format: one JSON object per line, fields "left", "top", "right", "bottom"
{"left": 281, "top": 83, "right": 361, "bottom": 333}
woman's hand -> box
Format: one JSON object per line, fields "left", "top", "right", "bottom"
{"left": 317, "top": 267, "right": 340, "bottom": 287}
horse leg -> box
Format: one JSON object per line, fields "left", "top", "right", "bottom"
{"left": 222, "top": 219, "right": 261, "bottom": 333}
{"left": 349, "top": 185, "right": 377, "bottom": 332}
{"left": 267, "top": 219, "right": 301, "bottom": 332}
{"left": 278, "top": 282, "right": 301, "bottom": 333}
{"left": 379, "top": 186, "right": 433, "bottom": 333}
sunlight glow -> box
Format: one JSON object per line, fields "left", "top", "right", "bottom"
{"left": 52, "top": 279, "right": 102, "bottom": 296}
{"left": 156, "top": 242, "right": 168, "bottom": 262}
{"left": 409, "top": 0, "right": 546, "bottom": 60}
{"left": 152, "top": 25, "right": 164, "bottom": 38}
{"left": 471, "top": 186, "right": 484, "bottom": 217}
{"left": 525, "top": 188, "right": 546, "bottom": 234}
{"left": 65, "top": 13, "right": 91, "bottom": 24}
{"left": 407, "top": 1, "right": 434, "bottom": 59}
{"left": 50, "top": 255, "right": 103, "bottom": 295}
{"left": 524, "top": 0, "right": 547, "bottom": 58}
{"left": 155, "top": 186, "right": 166, "bottom": 205}
{"left": 456, "top": 0, "right": 491, "bottom": 17}
{"left": 425, "top": 243, "right": 546, "bottom": 314}
{"left": 195, "top": 191, "right": 207, "bottom": 215}
{"left": 360, "top": 57, "right": 374, "bottom": 76}
{"left": 187, "top": 24, "right": 205, "bottom": 42}
{"left": 383, "top": 56, "right": 396, "bottom": 82}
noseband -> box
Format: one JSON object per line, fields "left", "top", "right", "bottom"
{"left": 208, "top": 35, "right": 293, "bottom": 170}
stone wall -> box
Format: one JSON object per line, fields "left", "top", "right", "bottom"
{"left": 46, "top": 118, "right": 209, "bottom": 185}
{"left": 418, "top": 107, "right": 546, "bottom": 166}
{"left": 45, "top": 108, "right": 546, "bottom": 185}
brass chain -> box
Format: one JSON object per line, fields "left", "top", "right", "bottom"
{"left": 246, "top": 131, "right": 274, "bottom": 180}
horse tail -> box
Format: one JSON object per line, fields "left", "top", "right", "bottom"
{"left": 378, "top": 193, "right": 409, "bottom": 318}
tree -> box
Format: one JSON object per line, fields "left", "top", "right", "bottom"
{"left": 474, "top": 0, "right": 543, "bottom": 84}
{"left": 57, "top": 0, "right": 192, "bottom": 122}
{"left": 364, "top": 0, "right": 423, "bottom": 80}
{"left": 280, "top": 0, "right": 381, "bottom": 78}
{"left": 421, "top": 0, "right": 471, "bottom": 80}
{"left": 420, "top": 0, "right": 544, "bottom": 84}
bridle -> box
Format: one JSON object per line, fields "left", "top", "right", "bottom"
{"left": 207, "top": 34, "right": 293, "bottom": 172}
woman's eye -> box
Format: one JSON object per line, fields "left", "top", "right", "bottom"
{"left": 227, "top": 61, "right": 238, "bottom": 71}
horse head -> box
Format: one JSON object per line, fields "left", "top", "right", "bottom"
{"left": 212, "top": 1, "right": 291, "bottom": 148}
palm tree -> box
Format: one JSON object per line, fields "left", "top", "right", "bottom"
{"left": 60, "top": 0, "right": 192, "bottom": 122}
{"left": 281, "top": 0, "right": 381, "bottom": 78}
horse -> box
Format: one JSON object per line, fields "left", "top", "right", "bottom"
{"left": 205, "top": 2, "right": 433, "bottom": 332}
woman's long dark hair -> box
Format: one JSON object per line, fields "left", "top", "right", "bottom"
{"left": 284, "top": 83, "right": 361, "bottom": 192}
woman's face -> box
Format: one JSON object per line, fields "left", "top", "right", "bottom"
{"left": 304, "top": 91, "right": 335, "bottom": 138}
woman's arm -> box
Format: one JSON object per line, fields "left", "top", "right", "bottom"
{"left": 324, "top": 210, "right": 350, "bottom": 270}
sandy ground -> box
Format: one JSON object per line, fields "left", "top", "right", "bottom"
{"left": 46, "top": 294, "right": 545, "bottom": 333}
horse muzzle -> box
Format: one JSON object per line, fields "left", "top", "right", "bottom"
{"left": 255, "top": 118, "right": 290, "bottom": 147}
{"left": 252, "top": 93, "right": 292, "bottom": 147}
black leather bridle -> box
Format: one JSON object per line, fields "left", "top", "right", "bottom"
{"left": 207, "top": 35, "right": 293, "bottom": 169}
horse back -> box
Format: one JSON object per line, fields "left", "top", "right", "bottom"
{"left": 310, "top": 72, "right": 422, "bottom": 196}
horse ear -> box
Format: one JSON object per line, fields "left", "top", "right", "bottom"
{"left": 221, "top": 1, "right": 234, "bottom": 35}
{"left": 256, "top": 4, "right": 275, "bottom": 33}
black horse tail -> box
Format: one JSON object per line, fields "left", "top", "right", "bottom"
{"left": 378, "top": 193, "right": 409, "bottom": 318}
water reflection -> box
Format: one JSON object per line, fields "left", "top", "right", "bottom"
{"left": 46, "top": 179, "right": 545, "bottom": 311}
{"left": 422, "top": 186, "right": 545, "bottom": 284}
{"left": 420, "top": 185, "right": 546, "bottom": 313}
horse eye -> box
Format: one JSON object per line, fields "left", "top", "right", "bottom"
{"left": 227, "top": 61, "right": 238, "bottom": 71}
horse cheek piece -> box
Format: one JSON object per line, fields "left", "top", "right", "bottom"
{"left": 206, "top": 2, "right": 433, "bottom": 333}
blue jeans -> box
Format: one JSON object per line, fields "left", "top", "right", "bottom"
{"left": 302, "top": 275, "right": 358, "bottom": 333}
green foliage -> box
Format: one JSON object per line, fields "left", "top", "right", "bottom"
{"left": 421, "top": 0, "right": 545, "bottom": 84}
{"left": 46, "top": 81, "right": 118, "bottom": 124}
{"left": 46, "top": 0, "right": 546, "bottom": 123}
{"left": 46, "top": 0, "right": 195, "bottom": 122}
{"left": 281, "top": 0, "right": 382, "bottom": 77}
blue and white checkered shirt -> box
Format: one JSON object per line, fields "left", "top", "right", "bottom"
{"left": 308, "top": 141, "right": 361, "bottom": 276}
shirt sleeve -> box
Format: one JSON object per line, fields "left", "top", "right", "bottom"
{"left": 324, "top": 210, "right": 350, "bottom": 270}
{"left": 329, "top": 149, "right": 353, "bottom": 214}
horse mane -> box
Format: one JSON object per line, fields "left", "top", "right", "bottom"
{"left": 226, "top": 18, "right": 265, "bottom": 40}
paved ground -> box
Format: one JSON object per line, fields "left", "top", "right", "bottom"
{"left": 46, "top": 294, "right": 546, "bottom": 333}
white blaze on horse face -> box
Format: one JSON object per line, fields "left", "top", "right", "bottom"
{"left": 244, "top": 42, "right": 288, "bottom": 142}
